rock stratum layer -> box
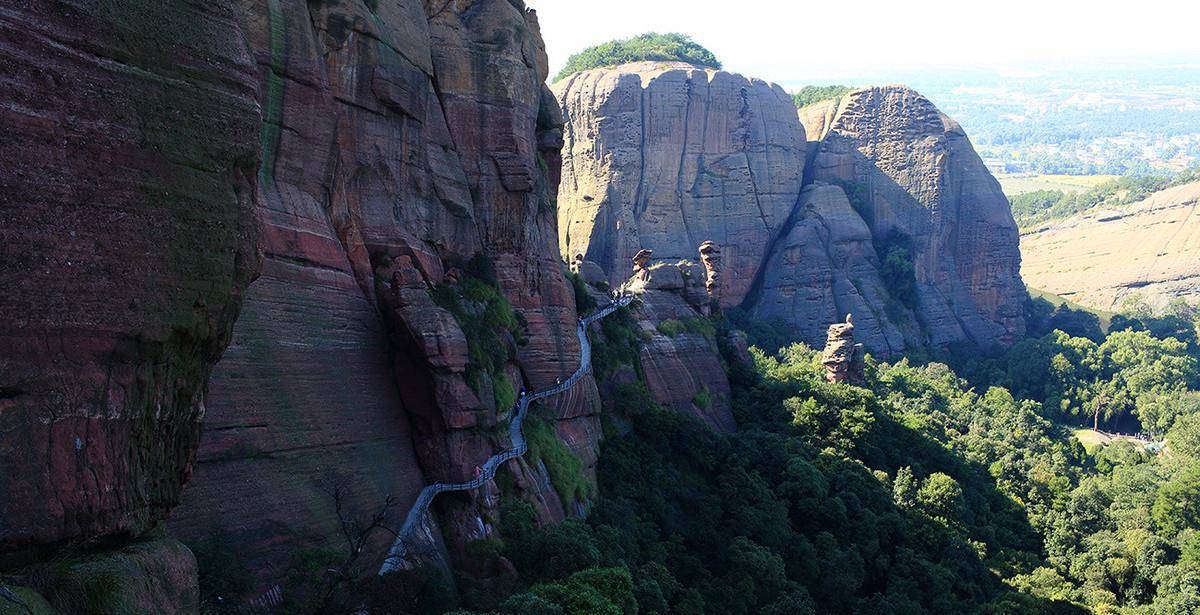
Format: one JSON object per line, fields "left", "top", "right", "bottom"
{"left": 0, "top": 1, "right": 260, "bottom": 560}
{"left": 167, "top": 0, "right": 595, "bottom": 590}
{"left": 1020, "top": 181, "right": 1200, "bottom": 312}
{"left": 557, "top": 75, "right": 1026, "bottom": 354}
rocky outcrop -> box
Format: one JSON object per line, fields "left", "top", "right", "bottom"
{"left": 554, "top": 62, "right": 807, "bottom": 307}
{"left": 801, "top": 86, "right": 1027, "bottom": 348}
{"left": 1020, "top": 181, "right": 1200, "bottom": 312}
{"left": 752, "top": 183, "right": 917, "bottom": 355}
{"left": 618, "top": 261, "right": 737, "bottom": 432}
{"left": 0, "top": 0, "right": 260, "bottom": 563}
{"left": 821, "top": 317, "right": 865, "bottom": 385}
{"left": 556, "top": 72, "right": 1024, "bottom": 356}
{"left": 699, "top": 241, "right": 723, "bottom": 304}
{"left": 168, "top": 0, "right": 592, "bottom": 591}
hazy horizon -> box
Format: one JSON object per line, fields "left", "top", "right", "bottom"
{"left": 533, "top": 0, "right": 1200, "bottom": 85}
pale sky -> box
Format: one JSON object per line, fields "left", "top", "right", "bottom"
{"left": 531, "top": 0, "right": 1200, "bottom": 85}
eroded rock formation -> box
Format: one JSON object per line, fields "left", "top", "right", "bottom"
{"left": 555, "top": 62, "right": 807, "bottom": 307}
{"left": 587, "top": 262, "right": 737, "bottom": 432}
{"left": 556, "top": 73, "right": 1026, "bottom": 355}
{"left": 0, "top": 0, "right": 260, "bottom": 563}
{"left": 699, "top": 241, "right": 723, "bottom": 304}
{"left": 822, "top": 316, "right": 865, "bottom": 385}
{"left": 1020, "top": 181, "right": 1200, "bottom": 312}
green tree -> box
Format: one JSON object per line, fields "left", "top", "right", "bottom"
{"left": 917, "top": 472, "right": 966, "bottom": 520}
{"left": 1153, "top": 465, "right": 1200, "bottom": 536}
{"left": 555, "top": 33, "right": 720, "bottom": 81}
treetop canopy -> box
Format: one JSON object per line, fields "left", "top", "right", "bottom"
{"left": 554, "top": 33, "right": 721, "bottom": 82}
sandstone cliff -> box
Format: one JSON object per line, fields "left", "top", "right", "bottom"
{"left": 799, "top": 86, "right": 1027, "bottom": 349}
{"left": 554, "top": 62, "right": 807, "bottom": 307}
{"left": 556, "top": 73, "right": 1026, "bottom": 354}
{"left": 751, "top": 183, "right": 917, "bottom": 355}
{"left": 167, "top": 0, "right": 595, "bottom": 590}
{"left": 0, "top": 0, "right": 260, "bottom": 563}
{"left": 1020, "top": 181, "right": 1200, "bottom": 312}
{"left": 621, "top": 261, "right": 737, "bottom": 432}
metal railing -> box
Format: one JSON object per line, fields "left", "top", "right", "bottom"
{"left": 379, "top": 294, "right": 633, "bottom": 574}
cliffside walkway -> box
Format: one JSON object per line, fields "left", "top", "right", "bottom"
{"left": 379, "top": 293, "right": 634, "bottom": 574}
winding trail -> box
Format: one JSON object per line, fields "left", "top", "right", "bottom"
{"left": 379, "top": 294, "right": 633, "bottom": 574}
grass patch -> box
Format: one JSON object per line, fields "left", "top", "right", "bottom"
{"left": 525, "top": 415, "right": 593, "bottom": 507}
{"left": 430, "top": 259, "right": 527, "bottom": 402}
{"left": 792, "top": 84, "right": 853, "bottom": 108}
{"left": 996, "top": 173, "right": 1119, "bottom": 196}
{"left": 656, "top": 319, "right": 686, "bottom": 338}
{"left": 1073, "top": 428, "right": 1110, "bottom": 453}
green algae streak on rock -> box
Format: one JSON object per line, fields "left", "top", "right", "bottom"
{"left": 0, "top": 0, "right": 260, "bottom": 562}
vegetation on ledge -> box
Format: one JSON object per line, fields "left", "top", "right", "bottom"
{"left": 791, "top": 84, "right": 854, "bottom": 108}
{"left": 1011, "top": 166, "right": 1200, "bottom": 228}
{"left": 554, "top": 33, "right": 721, "bottom": 82}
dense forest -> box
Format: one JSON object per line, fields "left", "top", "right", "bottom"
{"left": 553, "top": 33, "right": 721, "bottom": 82}
{"left": 238, "top": 290, "right": 1200, "bottom": 614}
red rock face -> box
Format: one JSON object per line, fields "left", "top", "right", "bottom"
{"left": 167, "top": 0, "right": 592, "bottom": 585}
{"left": 0, "top": 1, "right": 261, "bottom": 560}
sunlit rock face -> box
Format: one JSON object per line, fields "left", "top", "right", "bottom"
{"left": 802, "top": 86, "right": 1027, "bottom": 349}
{"left": 554, "top": 61, "right": 807, "bottom": 308}
{"left": 1020, "top": 181, "right": 1200, "bottom": 313}
{"left": 556, "top": 71, "right": 1025, "bottom": 357}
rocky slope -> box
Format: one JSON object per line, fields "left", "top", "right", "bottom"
{"left": 1020, "top": 181, "right": 1200, "bottom": 311}
{"left": 554, "top": 61, "right": 807, "bottom": 307}
{"left": 0, "top": 0, "right": 260, "bottom": 566}
{"left": 166, "top": 0, "right": 597, "bottom": 592}
{"left": 556, "top": 74, "right": 1026, "bottom": 354}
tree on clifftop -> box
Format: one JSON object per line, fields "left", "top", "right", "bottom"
{"left": 554, "top": 33, "right": 721, "bottom": 82}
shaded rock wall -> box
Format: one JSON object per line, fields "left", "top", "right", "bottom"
{"left": 753, "top": 184, "right": 917, "bottom": 355}
{"left": 554, "top": 62, "right": 806, "bottom": 307}
{"left": 169, "top": 0, "right": 592, "bottom": 588}
{"left": 0, "top": 0, "right": 260, "bottom": 560}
